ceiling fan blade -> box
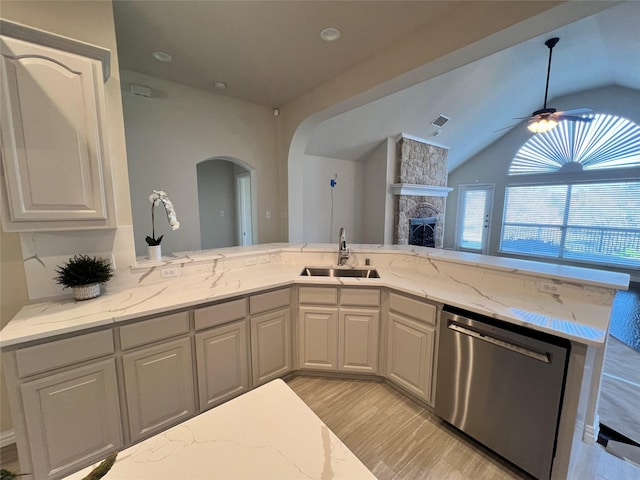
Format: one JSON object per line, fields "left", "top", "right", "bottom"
{"left": 557, "top": 107, "right": 593, "bottom": 116}
{"left": 494, "top": 123, "right": 521, "bottom": 132}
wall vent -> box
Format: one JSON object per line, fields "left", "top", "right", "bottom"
{"left": 431, "top": 115, "right": 450, "bottom": 128}
{"left": 131, "top": 84, "right": 152, "bottom": 97}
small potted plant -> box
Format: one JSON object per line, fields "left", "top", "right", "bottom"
{"left": 54, "top": 254, "right": 114, "bottom": 300}
{"left": 146, "top": 189, "right": 180, "bottom": 260}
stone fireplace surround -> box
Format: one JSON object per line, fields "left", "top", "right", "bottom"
{"left": 393, "top": 135, "right": 449, "bottom": 246}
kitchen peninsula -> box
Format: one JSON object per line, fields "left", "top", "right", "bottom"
{"left": 1, "top": 244, "right": 629, "bottom": 480}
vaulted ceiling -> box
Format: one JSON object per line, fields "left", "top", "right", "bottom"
{"left": 113, "top": 1, "right": 640, "bottom": 172}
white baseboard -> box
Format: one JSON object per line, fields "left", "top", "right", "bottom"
{"left": 0, "top": 429, "right": 16, "bottom": 448}
{"left": 583, "top": 415, "right": 600, "bottom": 445}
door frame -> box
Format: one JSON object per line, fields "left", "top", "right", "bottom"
{"left": 454, "top": 183, "right": 494, "bottom": 254}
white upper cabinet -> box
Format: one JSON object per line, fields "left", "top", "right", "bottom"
{"left": 0, "top": 20, "right": 115, "bottom": 231}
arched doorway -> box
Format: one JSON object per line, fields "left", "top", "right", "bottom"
{"left": 196, "top": 157, "right": 255, "bottom": 248}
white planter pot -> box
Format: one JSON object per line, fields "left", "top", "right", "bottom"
{"left": 148, "top": 245, "right": 162, "bottom": 261}
{"left": 73, "top": 283, "right": 101, "bottom": 301}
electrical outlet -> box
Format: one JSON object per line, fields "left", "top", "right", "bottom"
{"left": 161, "top": 267, "right": 178, "bottom": 278}
{"left": 258, "top": 255, "right": 269, "bottom": 264}
{"left": 244, "top": 257, "right": 257, "bottom": 266}
{"left": 538, "top": 280, "right": 560, "bottom": 294}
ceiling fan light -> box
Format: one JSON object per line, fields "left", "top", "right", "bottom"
{"left": 528, "top": 118, "right": 558, "bottom": 133}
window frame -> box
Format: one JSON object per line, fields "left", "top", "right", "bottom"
{"left": 499, "top": 179, "right": 640, "bottom": 269}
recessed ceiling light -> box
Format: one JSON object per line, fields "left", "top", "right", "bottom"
{"left": 320, "top": 27, "right": 341, "bottom": 42}
{"left": 151, "top": 51, "right": 173, "bottom": 62}
{"left": 213, "top": 81, "right": 227, "bottom": 90}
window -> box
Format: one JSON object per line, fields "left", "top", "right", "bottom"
{"left": 509, "top": 114, "right": 640, "bottom": 175}
{"left": 501, "top": 114, "right": 640, "bottom": 269}
{"left": 501, "top": 182, "right": 640, "bottom": 268}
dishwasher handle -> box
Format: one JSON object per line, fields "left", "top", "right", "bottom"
{"left": 448, "top": 322, "right": 551, "bottom": 364}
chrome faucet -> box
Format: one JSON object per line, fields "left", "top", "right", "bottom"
{"left": 337, "top": 227, "right": 350, "bottom": 265}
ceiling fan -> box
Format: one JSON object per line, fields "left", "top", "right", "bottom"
{"left": 518, "top": 37, "right": 593, "bottom": 133}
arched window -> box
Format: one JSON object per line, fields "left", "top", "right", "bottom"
{"left": 500, "top": 114, "right": 640, "bottom": 269}
{"left": 509, "top": 114, "right": 640, "bottom": 175}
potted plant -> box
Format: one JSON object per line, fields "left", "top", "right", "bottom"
{"left": 146, "top": 190, "right": 180, "bottom": 260}
{"left": 54, "top": 254, "right": 114, "bottom": 300}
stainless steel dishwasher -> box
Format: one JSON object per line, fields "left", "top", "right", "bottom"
{"left": 435, "top": 306, "right": 570, "bottom": 480}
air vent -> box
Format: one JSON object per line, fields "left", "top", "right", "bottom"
{"left": 431, "top": 115, "right": 450, "bottom": 128}
{"left": 131, "top": 84, "right": 152, "bottom": 97}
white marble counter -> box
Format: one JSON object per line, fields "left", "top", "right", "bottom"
{"left": 63, "top": 379, "right": 375, "bottom": 480}
{"left": 0, "top": 244, "right": 630, "bottom": 348}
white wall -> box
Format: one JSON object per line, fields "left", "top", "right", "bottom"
{"left": 302, "top": 155, "right": 364, "bottom": 244}
{"left": 445, "top": 85, "right": 640, "bottom": 277}
{"left": 362, "top": 140, "right": 390, "bottom": 244}
{"left": 122, "top": 70, "right": 279, "bottom": 256}
{"left": 197, "top": 160, "right": 238, "bottom": 248}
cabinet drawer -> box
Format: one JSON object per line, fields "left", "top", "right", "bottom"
{"left": 249, "top": 288, "right": 290, "bottom": 315}
{"left": 16, "top": 330, "right": 114, "bottom": 378}
{"left": 298, "top": 287, "right": 338, "bottom": 305}
{"left": 195, "top": 298, "right": 247, "bottom": 330}
{"left": 340, "top": 288, "right": 380, "bottom": 307}
{"left": 389, "top": 292, "right": 436, "bottom": 325}
{"left": 119, "top": 311, "right": 190, "bottom": 350}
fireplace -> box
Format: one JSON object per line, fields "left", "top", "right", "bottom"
{"left": 409, "top": 217, "right": 436, "bottom": 247}
{"left": 391, "top": 135, "right": 450, "bottom": 247}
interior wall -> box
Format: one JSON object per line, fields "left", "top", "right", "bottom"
{"left": 282, "top": 2, "right": 611, "bottom": 243}
{"left": 197, "top": 160, "right": 239, "bottom": 249}
{"left": 0, "top": 1, "right": 136, "bottom": 299}
{"left": 122, "top": 70, "right": 278, "bottom": 256}
{"left": 445, "top": 86, "right": 640, "bottom": 277}
{"left": 0, "top": 230, "right": 29, "bottom": 437}
{"left": 362, "top": 141, "right": 389, "bottom": 244}
{"left": 302, "top": 155, "right": 364, "bottom": 244}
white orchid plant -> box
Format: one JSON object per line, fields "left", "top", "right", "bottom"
{"left": 146, "top": 190, "right": 180, "bottom": 246}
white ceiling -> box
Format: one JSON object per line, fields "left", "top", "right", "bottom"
{"left": 113, "top": 0, "right": 461, "bottom": 106}
{"left": 113, "top": 1, "right": 640, "bottom": 172}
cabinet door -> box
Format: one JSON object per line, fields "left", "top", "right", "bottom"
{"left": 195, "top": 320, "right": 249, "bottom": 411}
{"left": 123, "top": 337, "right": 195, "bottom": 443}
{"left": 298, "top": 306, "right": 338, "bottom": 371}
{"left": 339, "top": 308, "right": 379, "bottom": 374}
{"left": 0, "top": 35, "right": 113, "bottom": 230}
{"left": 386, "top": 313, "right": 435, "bottom": 403}
{"left": 21, "top": 359, "right": 122, "bottom": 480}
{"left": 250, "top": 308, "right": 291, "bottom": 386}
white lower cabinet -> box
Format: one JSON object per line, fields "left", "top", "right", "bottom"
{"left": 298, "top": 287, "right": 380, "bottom": 374}
{"left": 195, "top": 320, "right": 249, "bottom": 410}
{"left": 20, "top": 359, "right": 122, "bottom": 480}
{"left": 298, "top": 306, "right": 338, "bottom": 370}
{"left": 339, "top": 308, "right": 380, "bottom": 373}
{"left": 6, "top": 285, "right": 440, "bottom": 480}
{"left": 250, "top": 308, "right": 292, "bottom": 386}
{"left": 123, "top": 337, "right": 195, "bottom": 443}
{"left": 385, "top": 293, "right": 438, "bottom": 404}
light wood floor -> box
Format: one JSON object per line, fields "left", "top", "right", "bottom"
{"left": 2, "top": 375, "right": 638, "bottom": 479}
{"left": 286, "top": 375, "right": 640, "bottom": 480}
{"left": 287, "top": 375, "right": 530, "bottom": 480}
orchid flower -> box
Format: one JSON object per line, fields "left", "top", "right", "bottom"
{"left": 146, "top": 190, "right": 180, "bottom": 246}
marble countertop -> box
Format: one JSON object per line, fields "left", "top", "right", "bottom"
{"left": 63, "top": 379, "right": 376, "bottom": 480}
{"left": 0, "top": 244, "right": 630, "bottom": 348}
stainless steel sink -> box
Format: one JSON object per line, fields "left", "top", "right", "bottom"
{"left": 299, "top": 266, "right": 380, "bottom": 278}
